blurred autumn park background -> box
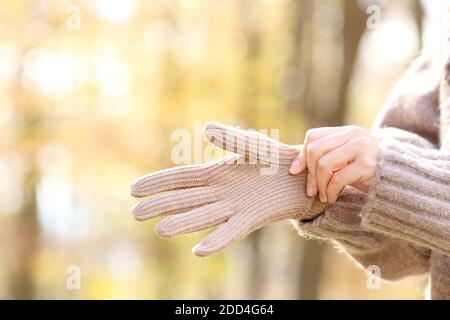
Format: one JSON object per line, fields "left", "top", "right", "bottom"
{"left": 0, "top": 0, "right": 440, "bottom": 299}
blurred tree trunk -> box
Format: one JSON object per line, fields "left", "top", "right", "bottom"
{"left": 290, "top": 0, "right": 366, "bottom": 299}
{"left": 9, "top": 68, "right": 41, "bottom": 298}
{"left": 10, "top": 153, "right": 39, "bottom": 299}
{"left": 334, "top": 0, "right": 366, "bottom": 126}
{"left": 288, "top": 0, "right": 313, "bottom": 116}
{"left": 412, "top": 0, "right": 424, "bottom": 49}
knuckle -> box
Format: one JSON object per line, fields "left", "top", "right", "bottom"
{"left": 348, "top": 125, "right": 365, "bottom": 136}
{"left": 346, "top": 124, "right": 359, "bottom": 132}
{"left": 305, "top": 129, "right": 319, "bottom": 143}
{"left": 355, "top": 136, "right": 371, "bottom": 147}
{"left": 359, "top": 156, "right": 376, "bottom": 169}
{"left": 307, "top": 142, "right": 318, "bottom": 157}
{"left": 317, "top": 157, "right": 328, "bottom": 171}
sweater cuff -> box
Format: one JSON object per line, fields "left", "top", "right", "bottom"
{"left": 293, "top": 187, "right": 387, "bottom": 254}
{"left": 361, "top": 136, "right": 450, "bottom": 255}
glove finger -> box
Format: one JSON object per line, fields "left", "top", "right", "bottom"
{"left": 155, "top": 201, "right": 234, "bottom": 237}
{"left": 192, "top": 208, "right": 261, "bottom": 257}
{"left": 203, "top": 121, "right": 298, "bottom": 166}
{"left": 132, "top": 187, "right": 218, "bottom": 221}
{"left": 130, "top": 157, "right": 228, "bottom": 197}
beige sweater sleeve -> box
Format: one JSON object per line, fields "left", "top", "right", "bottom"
{"left": 293, "top": 185, "right": 431, "bottom": 280}
{"left": 429, "top": 11, "right": 450, "bottom": 298}
{"left": 360, "top": 130, "right": 450, "bottom": 256}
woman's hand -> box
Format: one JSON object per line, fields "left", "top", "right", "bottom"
{"left": 289, "top": 126, "right": 380, "bottom": 203}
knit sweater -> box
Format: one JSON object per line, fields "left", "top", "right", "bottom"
{"left": 293, "top": 52, "right": 450, "bottom": 298}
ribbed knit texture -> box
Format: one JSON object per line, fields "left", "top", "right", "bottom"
{"left": 131, "top": 122, "right": 327, "bottom": 257}
{"left": 361, "top": 136, "right": 450, "bottom": 255}
{"left": 427, "top": 3, "right": 450, "bottom": 299}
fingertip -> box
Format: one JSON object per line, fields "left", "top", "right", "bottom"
{"left": 130, "top": 189, "right": 144, "bottom": 198}
{"left": 288, "top": 160, "right": 300, "bottom": 174}
{"left": 131, "top": 203, "right": 146, "bottom": 222}
{"left": 203, "top": 121, "right": 223, "bottom": 142}
{"left": 289, "top": 157, "right": 305, "bottom": 175}
{"left": 192, "top": 244, "right": 212, "bottom": 257}
{"left": 306, "top": 179, "right": 314, "bottom": 197}
{"left": 129, "top": 175, "right": 154, "bottom": 198}
{"left": 203, "top": 121, "right": 221, "bottom": 132}
{"left": 327, "top": 189, "right": 338, "bottom": 203}
{"left": 155, "top": 220, "right": 174, "bottom": 238}
{"left": 129, "top": 179, "right": 142, "bottom": 197}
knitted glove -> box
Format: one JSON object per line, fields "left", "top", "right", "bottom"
{"left": 130, "top": 122, "right": 327, "bottom": 256}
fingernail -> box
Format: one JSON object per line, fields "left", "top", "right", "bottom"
{"left": 320, "top": 194, "right": 327, "bottom": 203}
{"left": 307, "top": 181, "right": 313, "bottom": 196}
{"left": 289, "top": 159, "right": 302, "bottom": 174}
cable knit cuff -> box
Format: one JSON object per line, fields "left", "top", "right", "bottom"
{"left": 293, "top": 187, "right": 387, "bottom": 254}
{"left": 361, "top": 135, "right": 450, "bottom": 256}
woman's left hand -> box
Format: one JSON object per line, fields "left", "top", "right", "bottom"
{"left": 289, "top": 126, "right": 380, "bottom": 203}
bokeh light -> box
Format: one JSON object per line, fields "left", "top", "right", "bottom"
{"left": 94, "top": 0, "right": 137, "bottom": 23}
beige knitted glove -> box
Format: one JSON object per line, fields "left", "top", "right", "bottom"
{"left": 130, "top": 122, "right": 327, "bottom": 256}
